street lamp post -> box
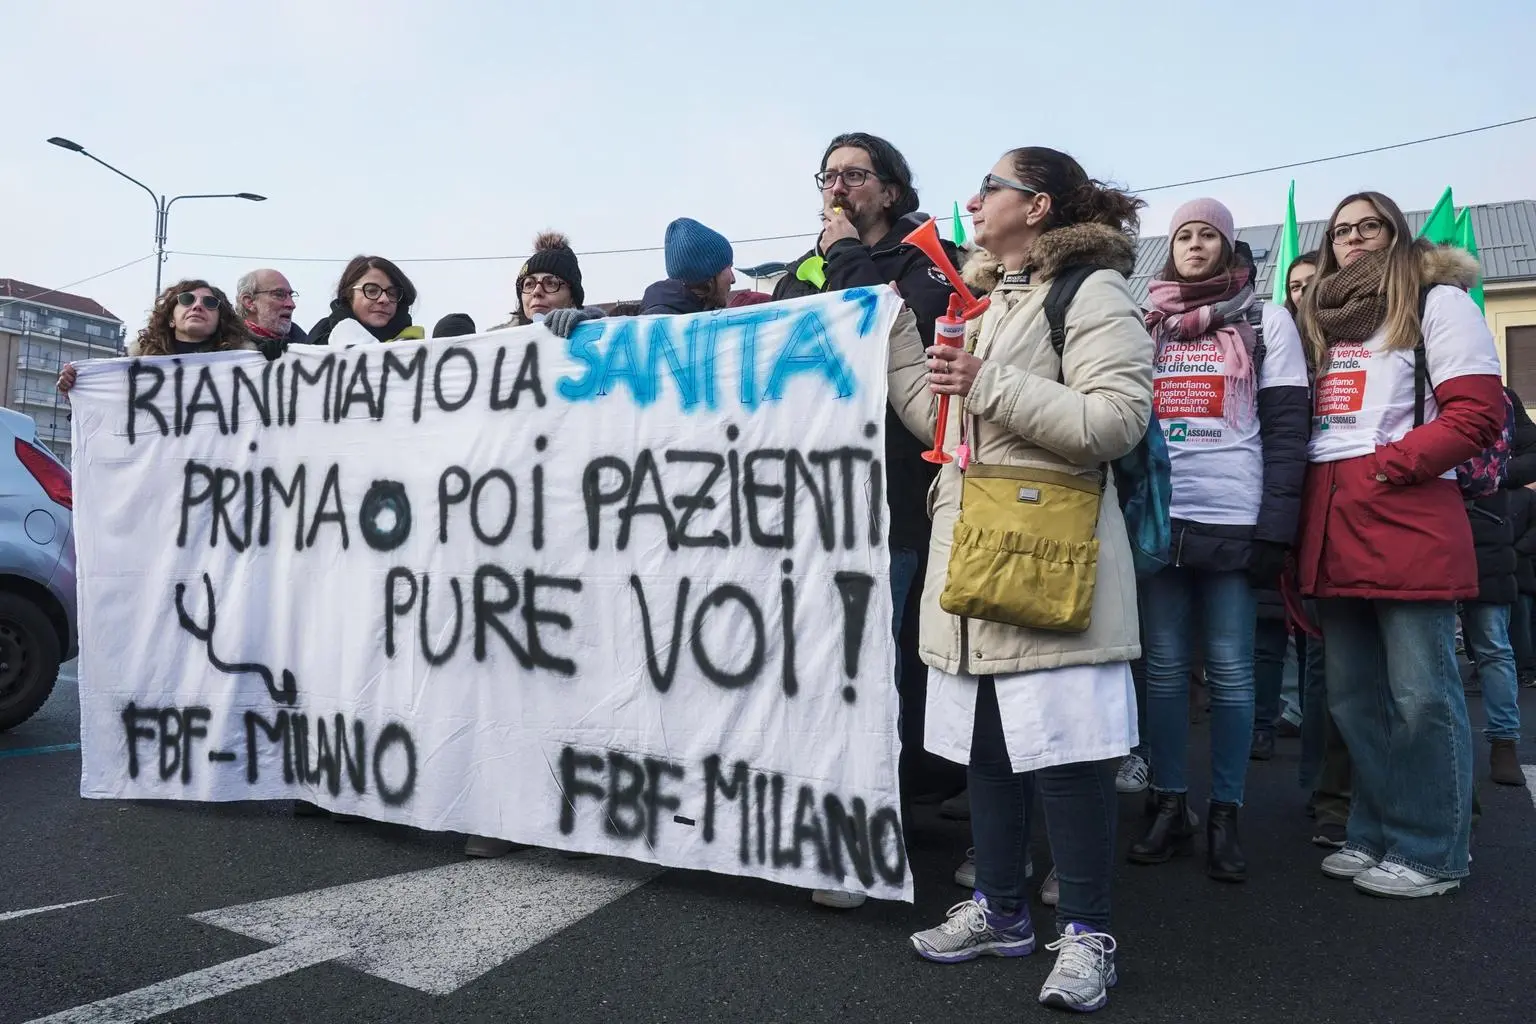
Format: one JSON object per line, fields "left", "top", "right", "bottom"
{"left": 46, "top": 137, "right": 266, "bottom": 298}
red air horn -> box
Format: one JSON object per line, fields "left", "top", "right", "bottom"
{"left": 901, "top": 217, "right": 989, "bottom": 464}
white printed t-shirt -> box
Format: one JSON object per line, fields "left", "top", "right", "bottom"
{"left": 1153, "top": 303, "right": 1309, "bottom": 524}
{"left": 1309, "top": 285, "right": 1501, "bottom": 478}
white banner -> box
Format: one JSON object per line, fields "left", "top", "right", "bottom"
{"left": 69, "top": 287, "right": 912, "bottom": 901}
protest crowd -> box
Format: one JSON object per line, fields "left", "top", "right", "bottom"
{"left": 56, "top": 131, "right": 1530, "bottom": 1016}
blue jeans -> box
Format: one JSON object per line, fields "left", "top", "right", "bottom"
{"left": 1253, "top": 617, "right": 1289, "bottom": 737}
{"left": 1512, "top": 594, "right": 1536, "bottom": 675}
{"left": 1141, "top": 568, "right": 1257, "bottom": 804}
{"left": 968, "top": 677, "right": 1117, "bottom": 934}
{"left": 1461, "top": 602, "right": 1521, "bottom": 742}
{"left": 1297, "top": 618, "right": 1331, "bottom": 791}
{"left": 1317, "top": 599, "right": 1471, "bottom": 878}
{"left": 890, "top": 547, "right": 921, "bottom": 644}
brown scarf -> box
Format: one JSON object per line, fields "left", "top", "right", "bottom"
{"left": 1312, "top": 251, "right": 1389, "bottom": 344}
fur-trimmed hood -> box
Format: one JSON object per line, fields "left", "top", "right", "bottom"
{"left": 1422, "top": 243, "right": 1481, "bottom": 290}
{"left": 962, "top": 223, "right": 1138, "bottom": 294}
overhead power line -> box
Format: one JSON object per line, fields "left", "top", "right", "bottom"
{"left": 165, "top": 113, "right": 1536, "bottom": 267}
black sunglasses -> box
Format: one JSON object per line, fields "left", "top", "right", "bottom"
{"left": 176, "top": 292, "right": 219, "bottom": 310}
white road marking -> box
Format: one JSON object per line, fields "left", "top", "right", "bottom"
{"left": 194, "top": 852, "right": 661, "bottom": 995}
{"left": 25, "top": 939, "right": 338, "bottom": 1024}
{"left": 0, "top": 895, "right": 119, "bottom": 923}
{"left": 23, "top": 853, "right": 661, "bottom": 1023}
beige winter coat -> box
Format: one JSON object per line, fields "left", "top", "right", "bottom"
{"left": 885, "top": 222, "right": 1154, "bottom": 675}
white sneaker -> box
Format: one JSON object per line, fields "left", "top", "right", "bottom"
{"left": 1040, "top": 867, "right": 1059, "bottom": 907}
{"left": 1115, "top": 754, "right": 1149, "bottom": 794}
{"left": 811, "top": 889, "right": 867, "bottom": 908}
{"left": 1321, "top": 848, "right": 1379, "bottom": 879}
{"left": 954, "top": 848, "right": 1034, "bottom": 889}
{"left": 1353, "top": 862, "right": 1461, "bottom": 899}
{"left": 1039, "top": 923, "right": 1117, "bottom": 1013}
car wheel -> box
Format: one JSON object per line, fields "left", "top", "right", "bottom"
{"left": 0, "top": 592, "right": 63, "bottom": 731}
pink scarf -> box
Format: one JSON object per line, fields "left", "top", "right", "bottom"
{"left": 1144, "top": 267, "right": 1258, "bottom": 428}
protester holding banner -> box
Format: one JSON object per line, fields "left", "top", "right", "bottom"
{"left": 885, "top": 146, "right": 1150, "bottom": 1014}
{"left": 235, "top": 268, "right": 308, "bottom": 359}
{"left": 640, "top": 218, "right": 736, "bottom": 315}
{"left": 1129, "top": 199, "right": 1310, "bottom": 884}
{"left": 56, "top": 280, "right": 254, "bottom": 394}
{"left": 1295, "top": 191, "right": 1504, "bottom": 897}
{"left": 490, "top": 231, "right": 604, "bottom": 338}
{"left": 771, "top": 133, "right": 963, "bottom": 908}
{"left": 306, "top": 255, "right": 423, "bottom": 346}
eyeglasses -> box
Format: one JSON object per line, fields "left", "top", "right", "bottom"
{"left": 176, "top": 292, "right": 219, "bottom": 310}
{"left": 815, "top": 168, "right": 879, "bottom": 190}
{"left": 521, "top": 274, "right": 568, "bottom": 295}
{"left": 1329, "top": 217, "right": 1389, "bottom": 244}
{"left": 252, "top": 288, "right": 298, "bottom": 302}
{"left": 353, "top": 282, "right": 402, "bottom": 302}
{"left": 978, "top": 174, "right": 1039, "bottom": 200}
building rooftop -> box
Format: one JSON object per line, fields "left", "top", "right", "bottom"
{"left": 1129, "top": 199, "right": 1536, "bottom": 306}
{"left": 0, "top": 278, "right": 121, "bottom": 323}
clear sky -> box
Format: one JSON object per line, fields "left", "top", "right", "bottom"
{"left": 4, "top": 0, "right": 1535, "bottom": 334}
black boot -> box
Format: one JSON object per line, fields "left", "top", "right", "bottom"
{"left": 1207, "top": 801, "right": 1247, "bottom": 882}
{"left": 1128, "top": 791, "right": 1195, "bottom": 864}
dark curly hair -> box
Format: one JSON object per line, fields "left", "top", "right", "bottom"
{"left": 133, "top": 279, "right": 250, "bottom": 356}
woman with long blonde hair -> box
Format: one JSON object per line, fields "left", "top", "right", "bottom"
{"left": 1295, "top": 190, "right": 1504, "bottom": 898}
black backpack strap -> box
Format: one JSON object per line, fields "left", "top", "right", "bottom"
{"left": 1044, "top": 264, "right": 1102, "bottom": 382}
{"left": 1243, "top": 302, "right": 1266, "bottom": 381}
{"left": 1412, "top": 285, "right": 1433, "bottom": 428}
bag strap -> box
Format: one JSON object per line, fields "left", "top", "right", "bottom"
{"left": 1411, "top": 285, "right": 1434, "bottom": 429}
{"left": 1243, "top": 302, "right": 1266, "bottom": 381}
{"left": 1044, "top": 264, "right": 1102, "bottom": 382}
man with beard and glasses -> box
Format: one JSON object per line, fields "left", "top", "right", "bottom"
{"left": 773, "top": 132, "right": 962, "bottom": 910}
{"left": 235, "top": 268, "right": 308, "bottom": 360}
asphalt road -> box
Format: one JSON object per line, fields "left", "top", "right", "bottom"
{"left": 3, "top": 669, "right": 1534, "bottom": 1024}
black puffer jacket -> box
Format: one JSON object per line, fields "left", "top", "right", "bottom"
{"left": 1510, "top": 485, "right": 1536, "bottom": 597}
{"left": 1505, "top": 387, "right": 1536, "bottom": 486}
{"left": 772, "top": 212, "right": 958, "bottom": 553}
{"left": 1467, "top": 488, "right": 1518, "bottom": 605}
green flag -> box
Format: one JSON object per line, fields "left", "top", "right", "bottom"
{"left": 951, "top": 201, "right": 967, "bottom": 247}
{"left": 1453, "top": 208, "right": 1486, "bottom": 312}
{"left": 1419, "top": 186, "right": 1457, "bottom": 244}
{"left": 1272, "top": 180, "right": 1300, "bottom": 306}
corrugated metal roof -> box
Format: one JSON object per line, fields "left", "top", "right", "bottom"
{"left": 1128, "top": 199, "right": 1536, "bottom": 306}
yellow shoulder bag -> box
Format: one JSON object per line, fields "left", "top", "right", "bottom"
{"left": 937, "top": 310, "right": 1102, "bottom": 633}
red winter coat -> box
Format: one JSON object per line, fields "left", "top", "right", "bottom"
{"left": 1296, "top": 373, "right": 1506, "bottom": 601}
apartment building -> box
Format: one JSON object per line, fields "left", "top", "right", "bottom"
{"left": 0, "top": 279, "right": 126, "bottom": 460}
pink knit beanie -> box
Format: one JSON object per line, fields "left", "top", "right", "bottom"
{"left": 1169, "top": 198, "right": 1235, "bottom": 247}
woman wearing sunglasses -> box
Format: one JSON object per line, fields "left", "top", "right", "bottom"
{"left": 1294, "top": 191, "right": 1504, "bottom": 898}
{"left": 884, "top": 147, "right": 1151, "bottom": 1013}
{"left": 56, "top": 280, "right": 253, "bottom": 394}
{"left": 307, "top": 255, "right": 423, "bottom": 347}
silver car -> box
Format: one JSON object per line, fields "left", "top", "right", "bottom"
{"left": 0, "top": 407, "right": 76, "bottom": 731}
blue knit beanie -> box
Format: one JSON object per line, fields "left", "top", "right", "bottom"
{"left": 664, "top": 218, "right": 734, "bottom": 283}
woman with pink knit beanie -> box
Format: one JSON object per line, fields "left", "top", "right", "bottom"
{"left": 1126, "top": 198, "right": 1311, "bottom": 882}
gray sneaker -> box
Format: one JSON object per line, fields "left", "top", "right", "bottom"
{"left": 954, "top": 848, "right": 1033, "bottom": 889}
{"left": 1040, "top": 867, "right": 1059, "bottom": 906}
{"left": 910, "top": 894, "right": 1035, "bottom": 963}
{"left": 1039, "top": 923, "right": 1117, "bottom": 1013}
